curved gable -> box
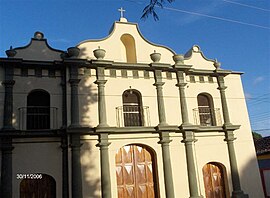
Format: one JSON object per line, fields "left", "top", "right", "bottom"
{"left": 8, "top": 32, "right": 64, "bottom": 61}
{"left": 77, "top": 21, "right": 176, "bottom": 64}
{"left": 184, "top": 45, "right": 216, "bottom": 70}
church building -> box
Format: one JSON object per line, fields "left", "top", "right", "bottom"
{"left": 0, "top": 14, "right": 264, "bottom": 198}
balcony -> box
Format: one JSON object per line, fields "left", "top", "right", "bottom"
{"left": 18, "top": 106, "right": 58, "bottom": 130}
{"left": 116, "top": 105, "right": 150, "bottom": 127}
{"left": 193, "top": 107, "right": 222, "bottom": 126}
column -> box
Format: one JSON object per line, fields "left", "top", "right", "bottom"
{"left": 224, "top": 132, "right": 248, "bottom": 198}
{"left": 68, "top": 65, "right": 83, "bottom": 198}
{"left": 158, "top": 132, "right": 175, "bottom": 198}
{"left": 175, "top": 71, "right": 190, "bottom": 125}
{"left": 95, "top": 67, "right": 109, "bottom": 127}
{"left": 217, "top": 76, "right": 231, "bottom": 125}
{"left": 153, "top": 70, "right": 167, "bottom": 126}
{"left": 216, "top": 75, "right": 248, "bottom": 198}
{"left": 0, "top": 138, "right": 13, "bottom": 198}
{"left": 1, "top": 66, "right": 15, "bottom": 198}
{"left": 70, "top": 135, "right": 83, "bottom": 198}
{"left": 61, "top": 137, "right": 69, "bottom": 198}
{"left": 96, "top": 133, "right": 111, "bottom": 198}
{"left": 69, "top": 78, "right": 81, "bottom": 127}
{"left": 182, "top": 131, "right": 203, "bottom": 198}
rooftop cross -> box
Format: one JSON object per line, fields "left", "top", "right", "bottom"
{"left": 118, "top": 7, "right": 126, "bottom": 18}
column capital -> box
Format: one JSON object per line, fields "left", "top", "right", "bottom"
{"left": 224, "top": 131, "right": 237, "bottom": 142}
{"left": 96, "top": 133, "right": 111, "bottom": 148}
{"left": 94, "top": 79, "right": 107, "bottom": 85}
{"left": 153, "top": 82, "right": 165, "bottom": 87}
{"left": 69, "top": 78, "right": 81, "bottom": 85}
{"left": 158, "top": 132, "right": 172, "bottom": 144}
{"left": 181, "top": 131, "right": 197, "bottom": 143}
{"left": 217, "top": 86, "right": 227, "bottom": 91}
{"left": 176, "top": 82, "right": 187, "bottom": 88}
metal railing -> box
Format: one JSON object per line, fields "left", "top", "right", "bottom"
{"left": 18, "top": 106, "right": 58, "bottom": 130}
{"left": 193, "top": 107, "right": 222, "bottom": 126}
{"left": 116, "top": 105, "right": 150, "bottom": 127}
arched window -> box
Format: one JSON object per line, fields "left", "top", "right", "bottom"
{"left": 122, "top": 89, "right": 143, "bottom": 126}
{"left": 115, "top": 144, "right": 159, "bottom": 198}
{"left": 27, "top": 90, "right": 50, "bottom": 130}
{"left": 202, "top": 162, "right": 228, "bottom": 198}
{"left": 20, "top": 174, "right": 56, "bottom": 198}
{"left": 120, "top": 34, "right": 137, "bottom": 63}
{"left": 197, "top": 93, "right": 216, "bottom": 126}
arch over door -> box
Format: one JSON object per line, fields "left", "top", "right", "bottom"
{"left": 115, "top": 144, "right": 159, "bottom": 198}
{"left": 20, "top": 174, "right": 56, "bottom": 198}
{"left": 203, "top": 162, "right": 227, "bottom": 198}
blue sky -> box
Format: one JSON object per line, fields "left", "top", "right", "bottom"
{"left": 0, "top": 0, "right": 269, "bottom": 136}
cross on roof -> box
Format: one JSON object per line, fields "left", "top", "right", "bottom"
{"left": 118, "top": 7, "right": 126, "bottom": 18}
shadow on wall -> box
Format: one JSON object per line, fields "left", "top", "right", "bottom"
{"left": 240, "top": 152, "right": 264, "bottom": 197}
{"left": 78, "top": 60, "right": 101, "bottom": 198}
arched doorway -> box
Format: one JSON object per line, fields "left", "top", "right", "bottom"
{"left": 115, "top": 144, "right": 159, "bottom": 198}
{"left": 20, "top": 174, "right": 56, "bottom": 198}
{"left": 202, "top": 162, "right": 228, "bottom": 198}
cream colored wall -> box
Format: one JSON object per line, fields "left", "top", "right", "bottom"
{"left": 12, "top": 75, "right": 62, "bottom": 129}
{"left": 81, "top": 136, "right": 101, "bottom": 198}
{"left": 77, "top": 22, "right": 175, "bottom": 64}
{"left": 12, "top": 138, "right": 62, "bottom": 198}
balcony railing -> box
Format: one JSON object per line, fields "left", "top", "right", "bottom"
{"left": 193, "top": 107, "right": 222, "bottom": 126}
{"left": 18, "top": 106, "right": 58, "bottom": 130}
{"left": 116, "top": 105, "right": 150, "bottom": 127}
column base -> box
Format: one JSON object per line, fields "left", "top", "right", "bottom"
{"left": 232, "top": 190, "right": 249, "bottom": 198}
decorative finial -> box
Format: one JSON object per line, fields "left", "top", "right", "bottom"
{"left": 214, "top": 58, "right": 221, "bottom": 69}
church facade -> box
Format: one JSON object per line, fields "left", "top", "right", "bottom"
{"left": 0, "top": 17, "right": 264, "bottom": 198}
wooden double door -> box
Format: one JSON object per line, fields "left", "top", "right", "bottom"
{"left": 20, "top": 174, "right": 56, "bottom": 198}
{"left": 115, "top": 145, "right": 159, "bottom": 198}
{"left": 203, "top": 163, "right": 227, "bottom": 198}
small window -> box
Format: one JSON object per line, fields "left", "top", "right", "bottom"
{"left": 27, "top": 90, "right": 50, "bottom": 130}
{"left": 122, "top": 89, "right": 143, "bottom": 126}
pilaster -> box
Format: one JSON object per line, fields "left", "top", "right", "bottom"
{"left": 181, "top": 131, "right": 203, "bottom": 198}
{"left": 0, "top": 138, "right": 14, "bottom": 198}
{"left": 153, "top": 70, "right": 167, "bottom": 126}
{"left": 70, "top": 134, "right": 83, "bottom": 198}
{"left": 96, "top": 133, "right": 111, "bottom": 198}
{"left": 216, "top": 72, "right": 248, "bottom": 197}
{"left": 175, "top": 71, "right": 191, "bottom": 125}
{"left": 95, "top": 67, "right": 109, "bottom": 128}
{"left": 158, "top": 131, "right": 175, "bottom": 198}
{"left": 224, "top": 129, "right": 249, "bottom": 198}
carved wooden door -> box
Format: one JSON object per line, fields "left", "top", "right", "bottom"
{"left": 116, "top": 145, "right": 158, "bottom": 198}
{"left": 20, "top": 175, "right": 56, "bottom": 198}
{"left": 203, "top": 163, "right": 226, "bottom": 198}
